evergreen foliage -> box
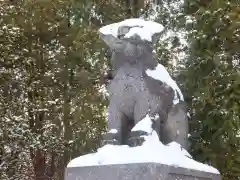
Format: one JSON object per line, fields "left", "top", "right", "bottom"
{"left": 0, "top": 0, "right": 239, "bottom": 180}
{"left": 0, "top": 0, "right": 120, "bottom": 179}
{"left": 178, "top": 0, "right": 240, "bottom": 179}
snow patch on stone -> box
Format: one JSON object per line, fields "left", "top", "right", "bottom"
{"left": 146, "top": 63, "right": 184, "bottom": 104}
{"left": 109, "top": 129, "right": 118, "bottom": 133}
{"left": 131, "top": 114, "right": 153, "bottom": 134}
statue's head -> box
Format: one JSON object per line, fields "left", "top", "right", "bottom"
{"left": 99, "top": 19, "right": 164, "bottom": 71}
{"left": 99, "top": 19, "right": 163, "bottom": 50}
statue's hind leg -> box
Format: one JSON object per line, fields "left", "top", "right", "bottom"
{"left": 160, "top": 102, "right": 189, "bottom": 150}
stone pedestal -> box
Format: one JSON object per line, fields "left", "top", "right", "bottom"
{"left": 65, "top": 163, "right": 221, "bottom": 180}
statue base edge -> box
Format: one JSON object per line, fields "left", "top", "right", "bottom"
{"left": 65, "top": 162, "right": 221, "bottom": 180}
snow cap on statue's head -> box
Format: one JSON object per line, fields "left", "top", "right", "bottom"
{"left": 99, "top": 18, "right": 164, "bottom": 47}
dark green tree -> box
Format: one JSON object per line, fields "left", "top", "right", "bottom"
{"left": 178, "top": 0, "right": 240, "bottom": 179}
{"left": 0, "top": 0, "right": 128, "bottom": 179}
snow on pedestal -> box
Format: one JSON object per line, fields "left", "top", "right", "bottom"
{"left": 67, "top": 115, "right": 219, "bottom": 175}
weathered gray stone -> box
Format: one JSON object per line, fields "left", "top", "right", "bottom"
{"left": 65, "top": 163, "right": 221, "bottom": 180}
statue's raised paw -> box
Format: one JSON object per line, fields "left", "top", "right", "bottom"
{"left": 128, "top": 130, "right": 148, "bottom": 147}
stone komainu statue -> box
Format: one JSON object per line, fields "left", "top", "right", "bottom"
{"left": 100, "top": 25, "right": 189, "bottom": 149}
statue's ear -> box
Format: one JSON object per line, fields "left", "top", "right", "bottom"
{"left": 99, "top": 31, "right": 126, "bottom": 53}
{"left": 99, "top": 23, "right": 120, "bottom": 48}
{"left": 99, "top": 33, "right": 119, "bottom": 49}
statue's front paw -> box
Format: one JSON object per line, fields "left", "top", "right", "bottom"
{"left": 128, "top": 130, "right": 148, "bottom": 147}
{"left": 101, "top": 132, "right": 121, "bottom": 146}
